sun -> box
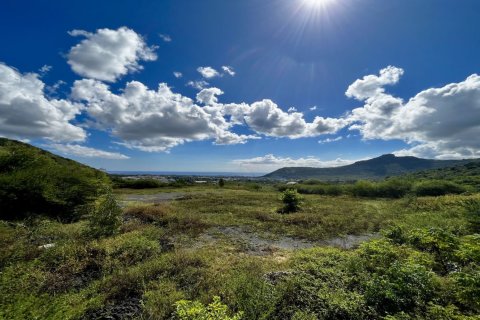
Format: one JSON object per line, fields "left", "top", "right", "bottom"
{"left": 303, "top": 0, "right": 335, "bottom": 8}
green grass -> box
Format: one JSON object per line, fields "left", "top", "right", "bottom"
{"left": 1, "top": 184, "right": 479, "bottom": 319}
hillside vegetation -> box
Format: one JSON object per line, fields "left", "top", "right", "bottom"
{"left": 265, "top": 154, "right": 480, "bottom": 180}
{"left": 0, "top": 138, "right": 110, "bottom": 221}
{"left": 0, "top": 141, "right": 479, "bottom": 319}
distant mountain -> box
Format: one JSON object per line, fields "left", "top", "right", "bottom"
{"left": 263, "top": 154, "right": 480, "bottom": 180}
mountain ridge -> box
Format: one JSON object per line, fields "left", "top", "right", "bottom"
{"left": 263, "top": 154, "right": 480, "bottom": 180}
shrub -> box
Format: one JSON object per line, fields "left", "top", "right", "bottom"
{"left": 218, "top": 178, "right": 225, "bottom": 187}
{"left": 112, "top": 177, "right": 167, "bottom": 189}
{"left": 413, "top": 180, "right": 466, "bottom": 197}
{"left": 174, "top": 296, "right": 243, "bottom": 320}
{"left": 86, "top": 191, "right": 122, "bottom": 238}
{"left": 280, "top": 189, "right": 302, "bottom": 213}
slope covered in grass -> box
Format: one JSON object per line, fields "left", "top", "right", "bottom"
{"left": 0, "top": 138, "right": 110, "bottom": 221}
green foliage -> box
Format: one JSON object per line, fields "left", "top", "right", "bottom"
{"left": 143, "top": 280, "right": 186, "bottom": 319}
{"left": 0, "top": 138, "right": 110, "bottom": 221}
{"left": 111, "top": 176, "right": 168, "bottom": 189}
{"left": 413, "top": 180, "right": 466, "bottom": 197}
{"left": 219, "top": 178, "right": 225, "bottom": 187}
{"left": 280, "top": 189, "right": 303, "bottom": 213}
{"left": 174, "top": 296, "right": 243, "bottom": 320}
{"left": 86, "top": 191, "right": 122, "bottom": 238}
{"left": 1, "top": 180, "right": 480, "bottom": 319}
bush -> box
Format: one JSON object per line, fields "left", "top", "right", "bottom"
{"left": 86, "top": 191, "right": 122, "bottom": 238}
{"left": 174, "top": 296, "right": 243, "bottom": 320}
{"left": 218, "top": 178, "right": 225, "bottom": 187}
{"left": 413, "top": 180, "right": 466, "bottom": 197}
{"left": 280, "top": 189, "right": 303, "bottom": 213}
{"left": 112, "top": 177, "right": 167, "bottom": 189}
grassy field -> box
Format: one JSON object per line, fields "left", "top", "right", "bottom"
{"left": 1, "top": 183, "right": 479, "bottom": 319}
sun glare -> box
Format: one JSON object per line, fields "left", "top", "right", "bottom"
{"left": 303, "top": 0, "right": 334, "bottom": 9}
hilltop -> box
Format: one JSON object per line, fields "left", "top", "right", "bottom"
{"left": 264, "top": 154, "right": 480, "bottom": 180}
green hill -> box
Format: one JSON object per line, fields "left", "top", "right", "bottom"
{"left": 264, "top": 154, "right": 480, "bottom": 180}
{"left": 0, "top": 138, "right": 110, "bottom": 220}
{"left": 403, "top": 161, "right": 480, "bottom": 191}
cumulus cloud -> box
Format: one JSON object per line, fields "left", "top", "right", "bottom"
{"left": 222, "top": 66, "right": 235, "bottom": 76}
{"left": 173, "top": 71, "right": 183, "bottom": 78}
{"left": 242, "top": 100, "right": 347, "bottom": 138}
{"left": 72, "top": 79, "right": 255, "bottom": 152}
{"left": 346, "top": 67, "right": 480, "bottom": 159}
{"left": 67, "top": 27, "right": 157, "bottom": 82}
{"left": 0, "top": 63, "right": 85, "bottom": 142}
{"left": 48, "top": 143, "right": 129, "bottom": 159}
{"left": 186, "top": 80, "right": 209, "bottom": 90}
{"left": 197, "top": 66, "right": 220, "bottom": 79}
{"left": 232, "top": 154, "right": 358, "bottom": 172}
{"left": 346, "top": 66, "right": 404, "bottom": 101}
{"left": 196, "top": 87, "right": 224, "bottom": 105}
{"left": 309, "top": 106, "right": 317, "bottom": 111}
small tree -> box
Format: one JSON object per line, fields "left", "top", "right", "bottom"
{"left": 219, "top": 178, "right": 225, "bottom": 188}
{"left": 280, "top": 189, "right": 302, "bottom": 213}
{"left": 86, "top": 190, "right": 122, "bottom": 238}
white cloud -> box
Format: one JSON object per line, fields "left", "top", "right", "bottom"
{"left": 346, "top": 67, "right": 480, "bottom": 159}
{"left": 39, "top": 65, "right": 52, "bottom": 75}
{"left": 346, "top": 66, "right": 404, "bottom": 101}
{"left": 309, "top": 106, "right": 317, "bottom": 111}
{"left": 48, "top": 144, "right": 129, "bottom": 159}
{"left": 243, "top": 99, "right": 347, "bottom": 138}
{"left": 158, "top": 34, "right": 172, "bottom": 42}
{"left": 197, "top": 66, "right": 220, "bottom": 79}
{"left": 173, "top": 71, "right": 183, "bottom": 78}
{"left": 287, "top": 107, "right": 297, "bottom": 112}
{"left": 318, "top": 136, "right": 343, "bottom": 144}
{"left": 232, "top": 154, "right": 358, "bottom": 172}
{"left": 72, "top": 79, "right": 255, "bottom": 152}
{"left": 222, "top": 65, "right": 235, "bottom": 76}
{"left": 46, "top": 80, "right": 67, "bottom": 95}
{"left": 0, "top": 63, "right": 85, "bottom": 142}
{"left": 67, "top": 27, "right": 157, "bottom": 82}
{"left": 196, "top": 87, "right": 224, "bottom": 105}
{"left": 186, "top": 80, "right": 209, "bottom": 90}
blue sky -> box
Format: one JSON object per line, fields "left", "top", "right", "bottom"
{"left": 1, "top": 0, "right": 480, "bottom": 172}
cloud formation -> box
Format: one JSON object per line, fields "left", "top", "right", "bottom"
{"left": 197, "top": 66, "right": 220, "bottom": 79}
{"left": 72, "top": 80, "right": 254, "bottom": 152}
{"left": 318, "top": 136, "right": 343, "bottom": 144}
{"left": 232, "top": 154, "right": 357, "bottom": 172}
{"left": 48, "top": 144, "right": 129, "bottom": 159}
{"left": 67, "top": 27, "right": 157, "bottom": 82}
{"left": 0, "top": 63, "right": 85, "bottom": 142}
{"left": 346, "top": 67, "right": 480, "bottom": 159}
{"left": 222, "top": 66, "right": 235, "bottom": 76}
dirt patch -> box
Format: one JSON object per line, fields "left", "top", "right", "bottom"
{"left": 193, "top": 226, "right": 376, "bottom": 255}
{"left": 119, "top": 192, "right": 185, "bottom": 206}
{"left": 84, "top": 297, "right": 142, "bottom": 320}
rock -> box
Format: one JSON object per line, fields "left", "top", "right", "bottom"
{"left": 38, "top": 243, "right": 55, "bottom": 249}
